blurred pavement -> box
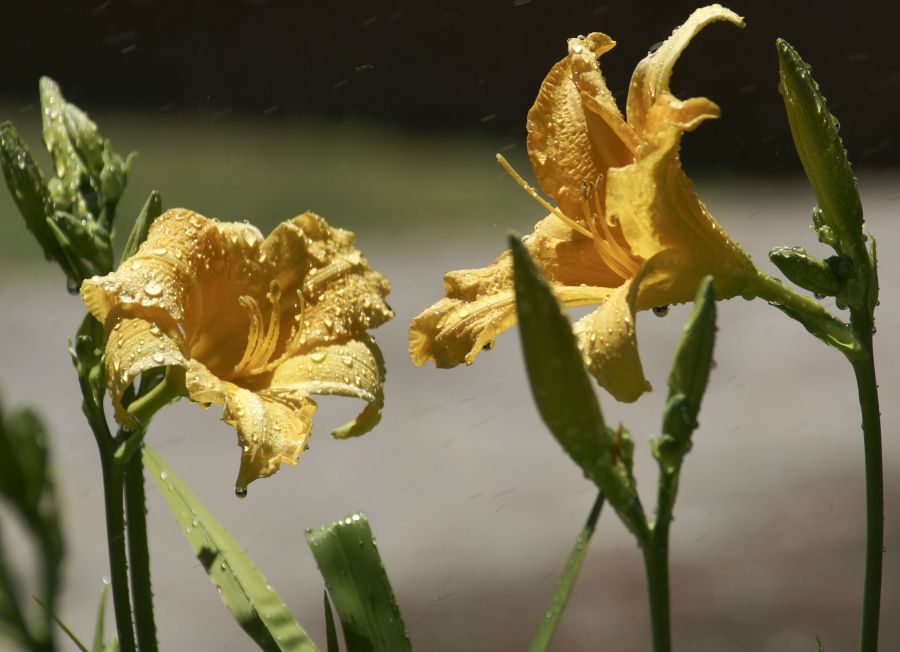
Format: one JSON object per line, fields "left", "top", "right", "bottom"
{"left": 1, "top": 174, "right": 899, "bottom": 651}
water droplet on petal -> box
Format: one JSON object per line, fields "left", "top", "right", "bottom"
{"left": 153, "top": 247, "right": 167, "bottom": 256}
{"left": 310, "top": 351, "right": 327, "bottom": 362}
{"left": 152, "top": 352, "right": 165, "bottom": 364}
{"left": 144, "top": 280, "right": 164, "bottom": 297}
{"left": 652, "top": 305, "right": 670, "bottom": 317}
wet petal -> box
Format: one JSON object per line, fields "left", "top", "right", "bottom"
{"left": 293, "top": 213, "right": 393, "bottom": 351}
{"left": 410, "top": 216, "right": 617, "bottom": 367}
{"left": 185, "top": 363, "right": 317, "bottom": 489}
{"left": 626, "top": 4, "right": 744, "bottom": 133}
{"left": 575, "top": 247, "right": 753, "bottom": 402}
{"left": 102, "top": 316, "right": 188, "bottom": 427}
{"left": 265, "top": 336, "right": 386, "bottom": 439}
{"left": 527, "top": 33, "right": 637, "bottom": 219}
{"left": 606, "top": 93, "right": 754, "bottom": 281}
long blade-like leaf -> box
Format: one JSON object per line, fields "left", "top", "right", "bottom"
{"left": 509, "top": 234, "right": 642, "bottom": 532}
{"left": 306, "top": 514, "right": 410, "bottom": 652}
{"left": 92, "top": 582, "right": 109, "bottom": 652}
{"left": 528, "top": 492, "right": 604, "bottom": 652}
{"left": 144, "top": 446, "right": 318, "bottom": 652}
{"left": 323, "top": 592, "right": 340, "bottom": 652}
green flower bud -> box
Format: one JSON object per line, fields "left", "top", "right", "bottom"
{"left": 769, "top": 245, "right": 841, "bottom": 297}
{"left": 777, "top": 40, "right": 863, "bottom": 258}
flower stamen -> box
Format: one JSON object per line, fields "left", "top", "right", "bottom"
{"left": 496, "top": 154, "right": 594, "bottom": 239}
{"left": 233, "top": 281, "right": 285, "bottom": 377}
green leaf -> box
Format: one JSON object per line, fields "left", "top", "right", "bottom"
{"left": 509, "top": 234, "right": 639, "bottom": 521}
{"left": 93, "top": 582, "right": 110, "bottom": 652}
{"left": 143, "top": 446, "right": 318, "bottom": 652}
{"left": 121, "top": 191, "right": 162, "bottom": 263}
{"left": 0, "top": 406, "right": 50, "bottom": 512}
{"left": 655, "top": 276, "right": 716, "bottom": 469}
{"left": 777, "top": 39, "right": 863, "bottom": 258}
{"left": 323, "top": 592, "right": 340, "bottom": 652}
{"left": 528, "top": 492, "right": 604, "bottom": 652}
{"left": 35, "top": 596, "right": 89, "bottom": 652}
{"left": 306, "top": 514, "right": 410, "bottom": 652}
{"left": 768, "top": 246, "right": 841, "bottom": 297}
{"left": 0, "top": 122, "right": 64, "bottom": 266}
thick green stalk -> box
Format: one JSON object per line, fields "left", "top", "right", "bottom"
{"left": 642, "top": 529, "right": 671, "bottom": 652}
{"left": 125, "top": 448, "right": 158, "bottom": 652}
{"left": 642, "top": 466, "right": 679, "bottom": 652}
{"left": 100, "top": 454, "right": 137, "bottom": 652}
{"left": 850, "top": 327, "right": 882, "bottom": 652}
{"left": 528, "top": 492, "right": 605, "bottom": 652}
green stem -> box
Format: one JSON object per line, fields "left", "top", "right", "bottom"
{"left": 528, "top": 492, "right": 605, "bottom": 652}
{"left": 851, "top": 330, "right": 882, "bottom": 652}
{"left": 643, "top": 467, "right": 678, "bottom": 652}
{"left": 642, "top": 528, "right": 671, "bottom": 652}
{"left": 100, "top": 454, "right": 137, "bottom": 652}
{"left": 125, "top": 448, "right": 158, "bottom": 652}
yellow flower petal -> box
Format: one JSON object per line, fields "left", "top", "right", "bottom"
{"left": 575, "top": 247, "right": 752, "bottom": 402}
{"left": 409, "top": 216, "right": 616, "bottom": 367}
{"left": 573, "top": 281, "right": 649, "bottom": 403}
{"left": 608, "top": 94, "right": 740, "bottom": 259}
{"left": 265, "top": 336, "right": 385, "bottom": 439}
{"left": 527, "top": 33, "right": 638, "bottom": 220}
{"left": 81, "top": 208, "right": 392, "bottom": 487}
{"left": 102, "top": 316, "right": 188, "bottom": 428}
{"left": 626, "top": 4, "right": 744, "bottom": 133}
{"left": 185, "top": 362, "right": 316, "bottom": 489}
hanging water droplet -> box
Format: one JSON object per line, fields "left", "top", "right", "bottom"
{"left": 235, "top": 486, "right": 248, "bottom": 499}
{"left": 652, "top": 305, "right": 670, "bottom": 317}
{"left": 814, "top": 293, "right": 826, "bottom": 300}
{"left": 66, "top": 277, "right": 81, "bottom": 295}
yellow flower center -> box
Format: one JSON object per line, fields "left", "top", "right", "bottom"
{"left": 231, "top": 281, "right": 305, "bottom": 378}
{"left": 496, "top": 153, "right": 640, "bottom": 282}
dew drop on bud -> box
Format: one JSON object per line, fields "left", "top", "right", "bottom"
{"left": 235, "top": 486, "right": 248, "bottom": 499}
{"left": 652, "top": 305, "right": 670, "bottom": 317}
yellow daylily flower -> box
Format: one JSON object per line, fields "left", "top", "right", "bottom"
{"left": 82, "top": 209, "right": 393, "bottom": 491}
{"left": 409, "top": 4, "right": 760, "bottom": 402}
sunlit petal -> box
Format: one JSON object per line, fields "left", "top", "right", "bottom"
{"left": 102, "top": 316, "right": 187, "bottom": 427}
{"left": 626, "top": 4, "right": 744, "bottom": 133}
{"left": 410, "top": 216, "right": 615, "bottom": 367}
{"left": 82, "top": 208, "right": 392, "bottom": 486}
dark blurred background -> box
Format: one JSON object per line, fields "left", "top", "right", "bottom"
{"left": 3, "top": 0, "right": 897, "bottom": 172}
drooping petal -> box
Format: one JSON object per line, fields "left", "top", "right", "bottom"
{"left": 292, "top": 213, "right": 393, "bottom": 351}
{"left": 102, "top": 316, "right": 188, "bottom": 427}
{"left": 185, "top": 362, "right": 317, "bottom": 489}
{"left": 527, "top": 33, "right": 638, "bottom": 220}
{"left": 575, "top": 247, "right": 752, "bottom": 402}
{"left": 626, "top": 4, "right": 744, "bottom": 133}
{"left": 409, "top": 216, "right": 618, "bottom": 367}
{"left": 573, "top": 281, "right": 648, "bottom": 403}
{"left": 606, "top": 93, "right": 755, "bottom": 286}
{"left": 265, "top": 336, "right": 386, "bottom": 439}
